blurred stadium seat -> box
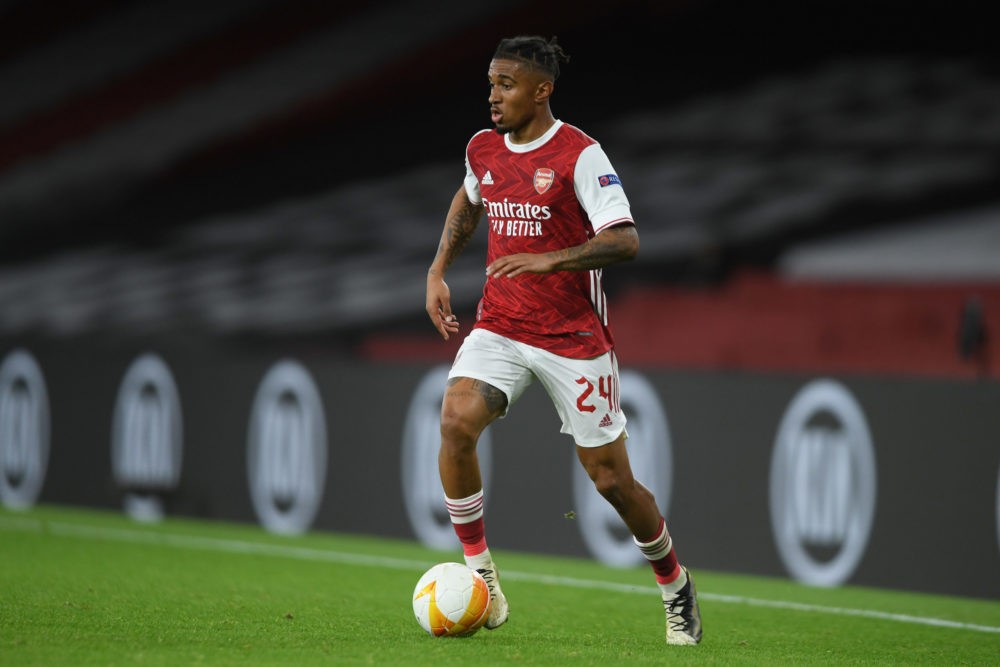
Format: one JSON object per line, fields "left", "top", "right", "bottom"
{"left": 0, "top": 1, "right": 996, "bottom": 356}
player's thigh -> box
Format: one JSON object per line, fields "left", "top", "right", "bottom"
{"left": 446, "top": 328, "right": 534, "bottom": 422}
{"left": 532, "top": 348, "right": 626, "bottom": 447}
{"left": 441, "top": 377, "right": 507, "bottom": 432}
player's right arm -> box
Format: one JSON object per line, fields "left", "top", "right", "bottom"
{"left": 426, "top": 185, "right": 485, "bottom": 340}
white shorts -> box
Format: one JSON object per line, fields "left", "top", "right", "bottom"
{"left": 448, "top": 328, "right": 627, "bottom": 447}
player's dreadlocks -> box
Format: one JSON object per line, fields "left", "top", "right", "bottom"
{"left": 493, "top": 35, "right": 570, "bottom": 81}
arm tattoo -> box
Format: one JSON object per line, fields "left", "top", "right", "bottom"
{"left": 440, "top": 200, "right": 484, "bottom": 269}
{"left": 550, "top": 224, "right": 638, "bottom": 271}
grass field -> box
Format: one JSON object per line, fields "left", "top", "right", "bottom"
{"left": 2, "top": 505, "right": 998, "bottom": 665}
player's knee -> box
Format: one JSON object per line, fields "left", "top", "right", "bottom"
{"left": 440, "top": 408, "right": 482, "bottom": 448}
{"left": 591, "top": 468, "right": 626, "bottom": 506}
{"left": 592, "top": 468, "right": 648, "bottom": 512}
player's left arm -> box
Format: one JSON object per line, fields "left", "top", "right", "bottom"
{"left": 485, "top": 223, "right": 637, "bottom": 277}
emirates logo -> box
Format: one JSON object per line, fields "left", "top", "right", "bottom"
{"left": 533, "top": 168, "right": 555, "bottom": 194}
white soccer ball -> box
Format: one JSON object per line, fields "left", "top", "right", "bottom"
{"left": 412, "top": 562, "right": 492, "bottom": 637}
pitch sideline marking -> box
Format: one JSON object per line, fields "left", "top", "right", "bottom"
{"left": 3, "top": 515, "right": 999, "bottom": 635}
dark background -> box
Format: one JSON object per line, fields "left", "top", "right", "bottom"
{"left": 1, "top": 0, "right": 998, "bottom": 600}
{"left": 1, "top": 0, "right": 997, "bottom": 291}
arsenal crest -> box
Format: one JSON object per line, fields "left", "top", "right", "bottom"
{"left": 533, "top": 168, "right": 555, "bottom": 194}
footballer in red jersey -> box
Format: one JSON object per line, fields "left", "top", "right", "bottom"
{"left": 465, "top": 119, "right": 630, "bottom": 358}
{"left": 425, "top": 36, "right": 701, "bottom": 645}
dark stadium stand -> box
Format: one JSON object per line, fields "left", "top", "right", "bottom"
{"left": 0, "top": 0, "right": 997, "bottom": 375}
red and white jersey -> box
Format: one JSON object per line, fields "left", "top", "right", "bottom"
{"left": 463, "top": 120, "right": 634, "bottom": 359}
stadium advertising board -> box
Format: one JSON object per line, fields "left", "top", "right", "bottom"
{"left": 0, "top": 342, "right": 997, "bottom": 599}
{"left": 0, "top": 349, "right": 50, "bottom": 509}
{"left": 246, "top": 359, "right": 328, "bottom": 535}
{"left": 111, "top": 353, "right": 183, "bottom": 522}
{"left": 769, "top": 379, "right": 877, "bottom": 587}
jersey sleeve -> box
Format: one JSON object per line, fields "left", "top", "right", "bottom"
{"left": 463, "top": 152, "right": 482, "bottom": 204}
{"left": 573, "top": 143, "right": 633, "bottom": 233}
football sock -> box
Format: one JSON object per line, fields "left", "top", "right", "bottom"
{"left": 634, "top": 517, "right": 688, "bottom": 596}
{"left": 445, "top": 489, "right": 488, "bottom": 558}
{"left": 463, "top": 547, "right": 495, "bottom": 573}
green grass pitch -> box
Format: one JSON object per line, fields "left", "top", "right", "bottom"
{"left": 2, "top": 505, "right": 998, "bottom": 665}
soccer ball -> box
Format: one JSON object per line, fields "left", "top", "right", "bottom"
{"left": 412, "top": 562, "right": 492, "bottom": 637}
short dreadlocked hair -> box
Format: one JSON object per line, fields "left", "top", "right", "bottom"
{"left": 493, "top": 35, "right": 570, "bottom": 81}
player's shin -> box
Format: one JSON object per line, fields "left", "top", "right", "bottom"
{"left": 444, "top": 489, "right": 488, "bottom": 559}
{"left": 634, "top": 517, "right": 686, "bottom": 594}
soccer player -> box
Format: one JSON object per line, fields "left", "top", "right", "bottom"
{"left": 424, "top": 35, "right": 702, "bottom": 646}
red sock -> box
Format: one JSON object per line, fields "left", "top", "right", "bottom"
{"left": 634, "top": 518, "right": 681, "bottom": 585}
{"left": 445, "top": 490, "right": 487, "bottom": 557}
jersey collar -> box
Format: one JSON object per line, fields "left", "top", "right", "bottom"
{"left": 504, "top": 120, "right": 563, "bottom": 153}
